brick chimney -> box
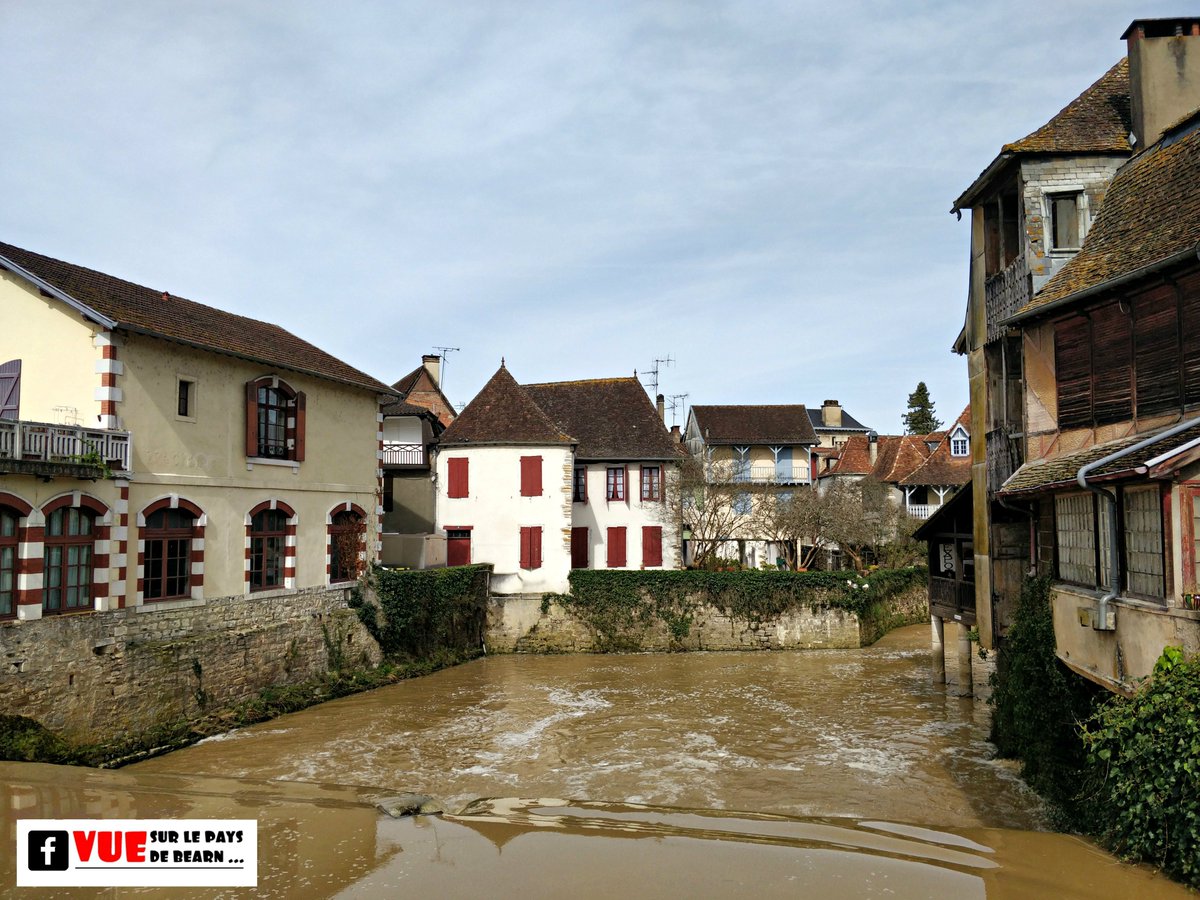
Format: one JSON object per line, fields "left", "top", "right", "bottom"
{"left": 1124, "top": 18, "right": 1200, "bottom": 149}
{"left": 670, "top": 424, "right": 682, "bottom": 443}
{"left": 422, "top": 354, "right": 442, "bottom": 387}
{"left": 822, "top": 399, "right": 842, "bottom": 428}
{"left": 867, "top": 430, "right": 878, "bottom": 467}
{"left": 656, "top": 393, "right": 666, "bottom": 422}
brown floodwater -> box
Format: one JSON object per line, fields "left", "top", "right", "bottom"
{"left": 2, "top": 625, "right": 1188, "bottom": 897}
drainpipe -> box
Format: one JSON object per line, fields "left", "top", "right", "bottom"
{"left": 1075, "top": 414, "right": 1200, "bottom": 629}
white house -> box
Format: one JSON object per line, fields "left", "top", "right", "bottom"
{"left": 435, "top": 365, "right": 683, "bottom": 594}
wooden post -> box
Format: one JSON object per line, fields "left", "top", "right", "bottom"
{"left": 931, "top": 614, "right": 946, "bottom": 684}
{"left": 957, "top": 622, "right": 974, "bottom": 697}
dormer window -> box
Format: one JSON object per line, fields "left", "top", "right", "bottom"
{"left": 949, "top": 424, "right": 970, "bottom": 457}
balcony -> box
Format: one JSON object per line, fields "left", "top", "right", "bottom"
{"left": 0, "top": 419, "right": 131, "bottom": 478}
{"left": 382, "top": 442, "right": 427, "bottom": 468}
{"left": 906, "top": 503, "right": 939, "bottom": 520}
{"left": 929, "top": 575, "right": 976, "bottom": 625}
{"left": 984, "top": 255, "right": 1031, "bottom": 344}
{"left": 726, "top": 465, "right": 811, "bottom": 485}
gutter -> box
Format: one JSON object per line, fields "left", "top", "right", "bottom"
{"left": 1075, "top": 414, "right": 1200, "bottom": 629}
{"left": 0, "top": 253, "right": 117, "bottom": 330}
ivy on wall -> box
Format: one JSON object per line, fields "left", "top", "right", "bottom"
{"left": 354, "top": 564, "right": 490, "bottom": 658}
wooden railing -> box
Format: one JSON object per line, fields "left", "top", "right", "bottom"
{"left": 727, "top": 465, "right": 811, "bottom": 485}
{"left": 986, "top": 428, "right": 1023, "bottom": 494}
{"left": 0, "top": 419, "right": 131, "bottom": 472}
{"left": 984, "top": 255, "right": 1031, "bottom": 344}
{"left": 382, "top": 442, "right": 425, "bottom": 466}
{"left": 929, "top": 575, "right": 975, "bottom": 622}
{"left": 906, "top": 503, "right": 939, "bottom": 520}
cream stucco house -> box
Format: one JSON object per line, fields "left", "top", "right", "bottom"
{"left": 0, "top": 241, "right": 395, "bottom": 622}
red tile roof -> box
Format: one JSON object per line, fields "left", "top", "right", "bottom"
{"left": 524, "top": 378, "right": 683, "bottom": 460}
{"left": 440, "top": 364, "right": 573, "bottom": 447}
{"left": 690, "top": 405, "right": 818, "bottom": 446}
{"left": 900, "top": 407, "right": 972, "bottom": 487}
{"left": 826, "top": 434, "right": 931, "bottom": 484}
{"left": 0, "top": 241, "right": 393, "bottom": 394}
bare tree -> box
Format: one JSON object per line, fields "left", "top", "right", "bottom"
{"left": 672, "top": 455, "right": 751, "bottom": 568}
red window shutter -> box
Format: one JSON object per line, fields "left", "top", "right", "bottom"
{"left": 245, "top": 380, "right": 259, "bottom": 457}
{"left": 607, "top": 527, "right": 626, "bottom": 568}
{"left": 532, "top": 526, "right": 542, "bottom": 569}
{"left": 294, "top": 391, "right": 307, "bottom": 461}
{"left": 520, "top": 527, "right": 530, "bottom": 569}
{"left": 624, "top": 465, "right": 630, "bottom": 506}
{"left": 448, "top": 458, "right": 469, "bottom": 498}
{"left": 571, "top": 527, "right": 589, "bottom": 568}
{"left": 521, "top": 456, "right": 542, "bottom": 496}
{"left": 642, "top": 526, "right": 663, "bottom": 567}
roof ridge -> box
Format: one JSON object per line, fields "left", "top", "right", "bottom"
{"left": 523, "top": 376, "right": 639, "bottom": 387}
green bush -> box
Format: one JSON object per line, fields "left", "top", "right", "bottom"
{"left": 364, "top": 564, "right": 489, "bottom": 658}
{"left": 1082, "top": 647, "right": 1200, "bottom": 888}
{"left": 988, "top": 575, "right": 1101, "bottom": 828}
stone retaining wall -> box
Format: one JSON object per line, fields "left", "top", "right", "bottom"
{"left": 0, "top": 587, "right": 381, "bottom": 742}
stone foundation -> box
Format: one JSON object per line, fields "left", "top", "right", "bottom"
{"left": 0, "top": 586, "right": 380, "bottom": 742}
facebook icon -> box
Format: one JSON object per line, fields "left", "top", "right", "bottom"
{"left": 28, "top": 830, "right": 69, "bottom": 871}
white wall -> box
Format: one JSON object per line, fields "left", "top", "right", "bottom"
{"left": 383, "top": 416, "right": 423, "bottom": 444}
{"left": 571, "top": 462, "right": 680, "bottom": 570}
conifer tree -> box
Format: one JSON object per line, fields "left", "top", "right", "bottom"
{"left": 903, "top": 381, "right": 942, "bottom": 435}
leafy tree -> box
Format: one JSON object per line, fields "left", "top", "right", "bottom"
{"left": 903, "top": 381, "right": 942, "bottom": 435}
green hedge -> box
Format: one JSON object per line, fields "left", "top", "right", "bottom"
{"left": 354, "top": 564, "right": 489, "bottom": 658}
{"left": 550, "top": 567, "right": 926, "bottom": 651}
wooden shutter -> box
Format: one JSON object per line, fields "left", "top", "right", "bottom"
{"left": 0, "top": 360, "right": 20, "bottom": 420}
{"left": 293, "top": 391, "right": 306, "bottom": 462}
{"left": 1054, "top": 316, "right": 1092, "bottom": 429}
{"left": 571, "top": 527, "right": 589, "bottom": 568}
{"left": 1179, "top": 273, "right": 1200, "bottom": 407}
{"left": 532, "top": 526, "right": 542, "bottom": 569}
{"left": 245, "top": 380, "right": 259, "bottom": 457}
{"left": 1134, "top": 284, "right": 1182, "bottom": 418}
{"left": 642, "top": 526, "right": 663, "bottom": 567}
{"left": 519, "top": 527, "right": 530, "bottom": 569}
{"left": 624, "top": 465, "right": 630, "bottom": 506}
{"left": 1089, "top": 303, "right": 1133, "bottom": 425}
{"left": 448, "top": 458, "right": 469, "bottom": 498}
{"left": 607, "top": 527, "right": 626, "bottom": 567}
{"left": 520, "top": 456, "right": 542, "bottom": 497}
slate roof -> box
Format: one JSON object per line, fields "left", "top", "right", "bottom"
{"left": 807, "top": 408, "right": 870, "bottom": 432}
{"left": 0, "top": 241, "right": 393, "bottom": 394}
{"left": 900, "top": 407, "right": 972, "bottom": 487}
{"left": 827, "top": 434, "right": 931, "bottom": 483}
{"left": 524, "top": 378, "right": 684, "bottom": 461}
{"left": 1012, "top": 113, "right": 1200, "bottom": 318}
{"left": 440, "top": 365, "right": 572, "bottom": 447}
{"left": 690, "top": 405, "right": 818, "bottom": 446}
{"left": 1001, "top": 419, "right": 1200, "bottom": 494}
{"left": 953, "top": 60, "right": 1131, "bottom": 212}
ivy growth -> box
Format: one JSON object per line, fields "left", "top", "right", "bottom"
{"left": 359, "top": 564, "right": 490, "bottom": 658}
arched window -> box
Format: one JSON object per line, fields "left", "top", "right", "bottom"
{"left": 245, "top": 377, "right": 305, "bottom": 461}
{"left": 250, "top": 508, "right": 289, "bottom": 591}
{"left": 329, "top": 509, "right": 365, "bottom": 583}
{"left": 0, "top": 507, "right": 18, "bottom": 618}
{"left": 44, "top": 507, "right": 95, "bottom": 613}
{"left": 143, "top": 508, "right": 195, "bottom": 601}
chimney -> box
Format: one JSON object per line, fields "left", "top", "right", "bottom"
{"left": 422, "top": 354, "right": 442, "bottom": 387}
{"left": 1124, "top": 18, "right": 1200, "bottom": 148}
{"left": 656, "top": 393, "right": 666, "bottom": 422}
{"left": 822, "top": 399, "right": 842, "bottom": 428}
{"left": 867, "top": 430, "right": 878, "bottom": 467}
{"left": 670, "top": 424, "right": 682, "bottom": 443}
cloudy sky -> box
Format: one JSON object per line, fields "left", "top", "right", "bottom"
{"left": 0, "top": 1, "right": 1178, "bottom": 432}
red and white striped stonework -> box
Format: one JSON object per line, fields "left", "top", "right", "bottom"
{"left": 375, "top": 411, "right": 385, "bottom": 557}
{"left": 112, "top": 480, "right": 129, "bottom": 608}
{"left": 326, "top": 501, "right": 368, "bottom": 583}
{"left": 0, "top": 491, "right": 37, "bottom": 620}
{"left": 136, "top": 495, "right": 206, "bottom": 604}
{"left": 245, "top": 499, "right": 297, "bottom": 592}
{"left": 94, "top": 332, "right": 123, "bottom": 431}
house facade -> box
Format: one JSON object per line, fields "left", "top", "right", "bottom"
{"left": 0, "top": 241, "right": 392, "bottom": 622}
{"left": 435, "top": 366, "right": 682, "bottom": 594}
{"left": 808, "top": 400, "right": 871, "bottom": 450}
{"left": 987, "top": 19, "right": 1200, "bottom": 691}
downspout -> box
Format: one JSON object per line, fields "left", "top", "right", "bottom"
{"left": 1075, "top": 414, "right": 1200, "bottom": 629}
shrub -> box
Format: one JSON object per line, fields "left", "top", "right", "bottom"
{"left": 364, "top": 564, "right": 489, "bottom": 658}
{"left": 1082, "top": 647, "right": 1200, "bottom": 888}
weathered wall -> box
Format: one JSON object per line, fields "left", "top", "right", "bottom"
{"left": 0, "top": 586, "right": 380, "bottom": 742}
{"left": 486, "top": 584, "right": 927, "bottom": 653}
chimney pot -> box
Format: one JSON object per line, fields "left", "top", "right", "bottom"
{"left": 1124, "top": 18, "right": 1200, "bottom": 148}
{"left": 670, "top": 424, "right": 682, "bottom": 443}
{"left": 656, "top": 393, "right": 666, "bottom": 423}
{"left": 422, "top": 354, "right": 442, "bottom": 387}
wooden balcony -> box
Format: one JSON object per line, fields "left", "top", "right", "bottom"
{"left": 0, "top": 419, "right": 131, "bottom": 478}
{"left": 382, "top": 442, "right": 427, "bottom": 468}
{"left": 929, "top": 575, "right": 976, "bottom": 625}
{"left": 906, "top": 503, "right": 939, "bottom": 520}
{"left": 983, "top": 255, "right": 1031, "bottom": 344}
{"left": 726, "top": 465, "right": 811, "bottom": 485}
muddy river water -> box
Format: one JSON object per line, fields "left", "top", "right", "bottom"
{"left": 2, "top": 625, "right": 1188, "bottom": 897}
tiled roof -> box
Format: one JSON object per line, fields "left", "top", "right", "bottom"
{"left": 440, "top": 364, "right": 574, "bottom": 447}
{"left": 392, "top": 363, "right": 457, "bottom": 427}
{"left": 1003, "top": 60, "right": 1131, "bottom": 154}
{"left": 690, "top": 405, "right": 818, "bottom": 446}
{"left": 1001, "top": 419, "right": 1200, "bottom": 494}
{"left": 807, "top": 408, "right": 870, "bottom": 432}
{"left": 1014, "top": 114, "right": 1200, "bottom": 317}
{"left": 380, "top": 399, "right": 435, "bottom": 418}
{"left": 900, "top": 407, "right": 972, "bottom": 487}
{"left": 827, "top": 434, "right": 931, "bottom": 483}
{"left": 524, "top": 378, "right": 684, "bottom": 461}
{"left": 0, "top": 241, "right": 393, "bottom": 394}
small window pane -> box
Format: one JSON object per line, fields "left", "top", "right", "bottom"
{"left": 1055, "top": 493, "right": 1096, "bottom": 586}
{"left": 1124, "top": 486, "right": 1164, "bottom": 599}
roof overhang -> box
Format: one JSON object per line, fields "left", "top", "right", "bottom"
{"left": 951, "top": 153, "right": 1015, "bottom": 215}
{"left": 0, "top": 252, "right": 117, "bottom": 330}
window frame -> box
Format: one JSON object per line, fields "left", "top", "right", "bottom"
{"left": 176, "top": 375, "right": 197, "bottom": 422}
{"left": 43, "top": 506, "right": 96, "bottom": 614}
{"left": 329, "top": 507, "right": 366, "bottom": 584}
{"left": 641, "top": 465, "right": 662, "bottom": 502}
{"left": 0, "top": 506, "right": 18, "bottom": 618}
{"left": 606, "top": 466, "right": 626, "bottom": 502}
{"left": 245, "top": 376, "right": 305, "bottom": 463}
{"left": 1046, "top": 190, "right": 1083, "bottom": 252}
{"left": 573, "top": 466, "right": 588, "bottom": 503}
{"left": 249, "top": 508, "right": 289, "bottom": 592}
{"left": 142, "top": 508, "right": 195, "bottom": 602}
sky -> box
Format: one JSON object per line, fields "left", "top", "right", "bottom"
{"left": 0, "top": 1, "right": 1181, "bottom": 433}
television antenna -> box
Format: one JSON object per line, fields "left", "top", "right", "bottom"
{"left": 666, "top": 393, "right": 689, "bottom": 427}
{"left": 639, "top": 354, "right": 675, "bottom": 397}
{"left": 432, "top": 346, "right": 460, "bottom": 395}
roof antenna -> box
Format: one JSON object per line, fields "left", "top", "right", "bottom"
{"left": 433, "top": 345, "right": 460, "bottom": 394}
{"left": 639, "top": 353, "right": 675, "bottom": 397}
{"left": 666, "top": 393, "right": 689, "bottom": 427}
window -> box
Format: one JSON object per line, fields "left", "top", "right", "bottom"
{"left": 177, "top": 377, "right": 196, "bottom": 419}
{"left": 383, "top": 472, "right": 394, "bottom": 513}
{"left": 606, "top": 467, "right": 626, "bottom": 501}
{"left": 519, "top": 526, "right": 542, "bottom": 570}
{"left": 249, "top": 509, "right": 288, "bottom": 591}
{"left": 329, "top": 509, "right": 365, "bottom": 583}
{"left": 1183, "top": 485, "right": 1200, "bottom": 606}
{"left": 245, "top": 377, "right": 305, "bottom": 461}
{"left": 1049, "top": 192, "right": 1081, "bottom": 250}
{"left": 447, "top": 458, "right": 469, "bottom": 498}
{"left": 143, "top": 508, "right": 194, "bottom": 601}
{"left": 0, "top": 507, "right": 17, "bottom": 617}
{"left": 1054, "top": 486, "right": 1164, "bottom": 599}
{"left": 641, "top": 466, "right": 661, "bottom": 501}
{"left": 732, "top": 447, "right": 750, "bottom": 482}
{"left": 1055, "top": 493, "right": 1097, "bottom": 586}
{"left": 573, "top": 467, "right": 588, "bottom": 503}
{"left": 949, "top": 426, "right": 969, "bottom": 457}
{"left": 733, "top": 492, "right": 752, "bottom": 515}
{"left": 1123, "top": 486, "right": 1164, "bottom": 599}
{"left": 571, "top": 527, "right": 589, "bottom": 568}
{"left": 43, "top": 507, "right": 95, "bottom": 613}
{"left": 520, "top": 456, "right": 542, "bottom": 497}
{"left": 642, "top": 526, "right": 663, "bottom": 567}
{"left": 446, "top": 528, "right": 471, "bottom": 566}
{"left": 607, "top": 526, "right": 627, "bottom": 568}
